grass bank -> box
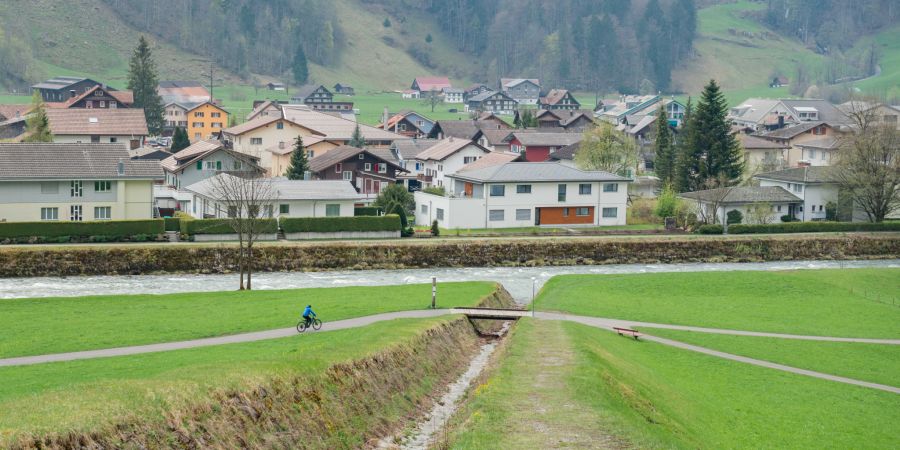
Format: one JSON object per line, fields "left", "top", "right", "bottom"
{"left": 0, "top": 282, "right": 498, "bottom": 358}
{"left": 537, "top": 268, "right": 900, "bottom": 337}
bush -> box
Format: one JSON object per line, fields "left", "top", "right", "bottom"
{"left": 164, "top": 217, "right": 181, "bottom": 232}
{"left": 726, "top": 209, "right": 743, "bottom": 225}
{"left": 825, "top": 202, "right": 838, "bottom": 221}
{"left": 0, "top": 219, "right": 164, "bottom": 239}
{"left": 401, "top": 227, "right": 414, "bottom": 237}
{"left": 181, "top": 218, "right": 278, "bottom": 235}
{"left": 354, "top": 207, "right": 383, "bottom": 216}
{"left": 696, "top": 224, "right": 724, "bottom": 234}
{"left": 422, "top": 186, "right": 446, "bottom": 196}
{"left": 627, "top": 198, "right": 656, "bottom": 225}
{"left": 431, "top": 220, "right": 440, "bottom": 236}
{"left": 280, "top": 215, "right": 402, "bottom": 233}
{"left": 781, "top": 215, "right": 796, "bottom": 222}
{"left": 727, "top": 221, "right": 900, "bottom": 234}
{"left": 654, "top": 185, "right": 677, "bottom": 221}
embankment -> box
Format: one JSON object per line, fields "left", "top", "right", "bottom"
{"left": 12, "top": 287, "right": 516, "bottom": 449}
{"left": 1, "top": 234, "right": 898, "bottom": 277}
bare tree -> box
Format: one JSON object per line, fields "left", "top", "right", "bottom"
{"left": 207, "top": 173, "right": 277, "bottom": 289}
{"left": 421, "top": 88, "right": 443, "bottom": 113}
{"left": 694, "top": 176, "right": 735, "bottom": 226}
{"left": 575, "top": 123, "right": 639, "bottom": 176}
{"left": 746, "top": 201, "right": 775, "bottom": 224}
{"left": 834, "top": 110, "right": 900, "bottom": 222}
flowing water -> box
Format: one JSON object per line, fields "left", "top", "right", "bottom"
{"left": 2, "top": 259, "right": 898, "bottom": 301}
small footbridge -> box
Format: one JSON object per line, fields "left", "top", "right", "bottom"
{"left": 450, "top": 307, "right": 531, "bottom": 320}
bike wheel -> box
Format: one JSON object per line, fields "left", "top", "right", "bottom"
{"left": 296, "top": 320, "right": 307, "bottom": 333}
{"left": 312, "top": 318, "right": 323, "bottom": 330}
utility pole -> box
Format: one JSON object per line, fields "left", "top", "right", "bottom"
{"left": 431, "top": 276, "right": 437, "bottom": 309}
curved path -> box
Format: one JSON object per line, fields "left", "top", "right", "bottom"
{"left": 2, "top": 309, "right": 898, "bottom": 394}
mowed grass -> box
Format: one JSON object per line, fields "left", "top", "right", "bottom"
{"left": 852, "top": 25, "right": 900, "bottom": 98}
{"left": 0, "top": 282, "right": 497, "bottom": 358}
{"left": 537, "top": 268, "right": 900, "bottom": 337}
{"left": 0, "top": 317, "right": 452, "bottom": 441}
{"left": 644, "top": 329, "right": 900, "bottom": 387}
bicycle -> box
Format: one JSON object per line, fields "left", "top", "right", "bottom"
{"left": 297, "top": 317, "right": 323, "bottom": 333}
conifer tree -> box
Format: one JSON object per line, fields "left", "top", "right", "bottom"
{"left": 170, "top": 127, "right": 190, "bottom": 152}
{"left": 24, "top": 91, "right": 52, "bottom": 142}
{"left": 285, "top": 136, "right": 310, "bottom": 180}
{"left": 653, "top": 103, "right": 675, "bottom": 185}
{"left": 693, "top": 80, "right": 743, "bottom": 185}
{"left": 674, "top": 97, "right": 696, "bottom": 192}
{"left": 292, "top": 44, "right": 309, "bottom": 85}
{"left": 127, "top": 36, "right": 165, "bottom": 135}
{"left": 349, "top": 124, "right": 365, "bottom": 148}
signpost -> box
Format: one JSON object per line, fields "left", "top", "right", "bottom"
{"left": 531, "top": 277, "right": 536, "bottom": 317}
{"left": 431, "top": 276, "right": 437, "bottom": 309}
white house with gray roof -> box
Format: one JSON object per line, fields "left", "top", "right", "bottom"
{"left": 414, "top": 162, "right": 629, "bottom": 229}
{"left": 414, "top": 137, "right": 490, "bottom": 188}
{"left": 0, "top": 143, "right": 163, "bottom": 222}
{"left": 754, "top": 166, "right": 846, "bottom": 222}
{"left": 679, "top": 186, "right": 802, "bottom": 225}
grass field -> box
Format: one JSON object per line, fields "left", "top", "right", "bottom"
{"left": 448, "top": 319, "right": 900, "bottom": 449}
{"left": 537, "top": 268, "right": 900, "bottom": 337}
{"left": 0, "top": 282, "right": 496, "bottom": 358}
{"left": 0, "top": 316, "right": 452, "bottom": 441}
{"left": 645, "top": 329, "right": 900, "bottom": 387}
{"left": 852, "top": 25, "right": 900, "bottom": 99}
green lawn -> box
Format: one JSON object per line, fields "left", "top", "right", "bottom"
{"left": 644, "top": 329, "right": 900, "bottom": 387}
{"left": 0, "top": 282, "right": 497, "bottom": 358}
{"left": 852, "top": 25, "right": 900, "bottom": 98}
{"left": 537, "top": 268, "right": 900, "bottom": 337}
{"left": 0, "top": 317, "right": 452, "bottom": 442}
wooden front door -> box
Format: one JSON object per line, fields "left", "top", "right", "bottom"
{"left": 464, "top": 182, "right": 473, "bottom": 197}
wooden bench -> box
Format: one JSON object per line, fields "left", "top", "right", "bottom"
{"left": 613, "top": 327, "right": 641, "bottom": 340}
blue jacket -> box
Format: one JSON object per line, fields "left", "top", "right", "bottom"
{"left": 303, "top": 306, "right": 315, "bottom": 317}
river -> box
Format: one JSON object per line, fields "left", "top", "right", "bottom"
{"left": 2, "top": 259, "right": 897, "bottom": 301}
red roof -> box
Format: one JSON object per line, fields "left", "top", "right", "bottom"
{"left": 413, "top": 77, "right": 451, "bottom": 92}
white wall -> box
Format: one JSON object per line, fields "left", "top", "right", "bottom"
{"left": 758, "top": 179, "right": 838, "bottom": 221}
{"left": 420, "top": 144, "right": 488, "bottom": 188}
{"left": 189, "top": 194, "right": 355, "bottom": 219}
{"left": 414, "top": 192, "right": 486, "bottom": 228}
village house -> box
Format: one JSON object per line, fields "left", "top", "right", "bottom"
{"left": 414, "top": 137, "right": 491, "bottom": 188}
{"left": 184, "top": 173, "right": 361, "bottom": 220}
{"left": 598, "top": 95, "right": 686, "bottom": 126}
{"left": 738, "top": 133, "right": 790, "bottom": 175}
{"left": 466, "top": 90, "right": 518, "bottom": 115}
{"left": 411, "top": 77, "right": 452, "bottom": 96}
{"left": 377, "top": 110, "right": 435, "bottom": 138}
{"left": 49, "top": 85, "right": 134, "bottom": 109}
{"left": 246, "top": 100, "right": 286, "bottom": 122}
{"left": 464, "top": 84, "right": 492, "bottom": 102}
{"left": 757, "top": 121, "right": 846, "bottom": 167}
{"left": 291, "top": 84, "right": 354, "bottom": 112}
{"left": 837, "top": 101, "right": 900, "bottom": 130}
{"left": 184, "top": 101, "right": 229, "bottom": 142}
{"left": 333, "top": 83, "right": 355, "bottom": 95}
{"left": 442, "top": 88, "right": 465, "bottom": 104}
{"left": 155, "top": 139, "right": 265, "bottom": 214}
{"left": 539, "top": 89, "right": 580, "bottom": 111}
{"left": 679, "top": 186, "right": 803, "bottom": 225}
{"left": 32, "top": 76, "right": 108, "bottom": 102}
{"left": 45, "top": 108, "right": 148, "bottom": 149}
{"left": 505, "top": 131, "right": 583, "bottom": 162}
{"left": 0, "top": 143, "right": 162, "bottom": 222}
{"left": 525, "top": 109, "right": 596, "bottom": 131}
{"left": 500, "top": 78, "right": 541, "bottom": 105}
{"left": 728, "top": 98, "right": 851, "bottom": 132}
{"left": 266, "top": 82, "right": 286, "bottom": 91}
{"left": 158, "top": 81, "right": 212, "bottom": 105}
{"left": 307, "top": 146, "right": 406, "bottom": 199}
{"left": 474, "top": 128, "right": 516, "bottom": 152}
{"left": 400, "top": 90, "right": 420, "bottom": 99}
{"left": 391, "top": 139, "right": 438, "bottom": 191}
{"left": 414, "top": 162, "right": 630, "bottom": 229}
{"left": 0, "top": 104, "right": 31, "bottom": 140}
{"left": 754, "top": 167, "right": 844, "bottom": 222}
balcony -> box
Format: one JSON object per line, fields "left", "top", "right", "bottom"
{"left": 417, "top": 174, "right": 434, "bottom": 183}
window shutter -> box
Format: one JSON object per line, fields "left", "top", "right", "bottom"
{"left": 196, "top": 161, "right": 203, "bottom": 170}
{"left": 216, "top": 161, "right": 222, "bottom": 170}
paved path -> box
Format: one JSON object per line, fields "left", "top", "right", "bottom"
{"left": 0, "top": 309, "right": 449, "bottom": 368}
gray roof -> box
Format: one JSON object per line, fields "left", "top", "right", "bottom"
{"left": 307, "top": 146, "right": 404, "bottom": 173}
{"left": 739, "top": 134, "right": 788, "bottom": 149}
{"left": 679, "top": 186, "right": 801, "bottom": 204}
{"left": 0, "top": 143, "right": 163, "bottom": 180}
{"left": 548, "top": 142, "right": 580, "bottom": 160}
{"left": 449, "top": 162, "right": 629, "bottom": 183}
{"left": 291, "top": 84, "right": 327, "bottom": 101}
{"left": 468, "top": 90, "right": 515, "bottom": 103}
{"left": 795, "top": 136, "right": 839, "bottom": 149}
{"left": 32, "top": 76, "right": 91, "bottom": 90}
{"left": 780, "top": 99, "right": 851, "bottom": 125}
{"left": 392, "top": 139, "right": 439, "bottom": 159}
{"left": 754, "top": 166, "right": 840, "bottom": 184}
{"left": 509, "top": 132, "right": 583, "bottom": 147}
{"left": 185, "top": 174, "right": 362, "bottom": 201}
{"left": 728, "top": 98, "right": 783, "bottom": 123}
{"left": 760, "top": 121, "right": 828, "bottom": 139}
{"left": 432, "top": 120, "right": 481, "bottom": 140}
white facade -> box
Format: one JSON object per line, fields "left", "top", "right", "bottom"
{"left": 757, "top": 179, "right": 837, "bottom": 221}
{"left": 443, "top": 90, "right": 464, "bottom": 104}
{"left": 418, "top": 144, "right": 489, "bottom": 188}
{"left": 189, "top": 195, "right": 356, "bottom": 220}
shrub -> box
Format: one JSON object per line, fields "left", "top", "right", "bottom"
{"left": 696, "top": 224, "right": 724, "bottom": 234}
{"left": 781, "top": 215, "right": 796, "bottom": 222}
{"left": 354, "top": 207, "right": 383, "bottom": 216}
{"left": 181, "top": 218, "right": 278, "bottom": 235}
{"left": 726, "top": 209, "right": 743, "bottom": 225}
{"left": 431, "top": 220, "right": 440, "bottom": 236}
{"left": 654, "top": 185, "right": 677, "bottom": 221}
{"left": 422, "top": 186, "right": 446, "bottom": 196}
{"left": 727, "top": 221, "right": 900, "bottom": 234}
{"left": 825, "top": 202, "right": 838, "bottom": 221}
{"left": 164, "top": 217, "right": 181, "bottom": 232}
{"left": 0, "top": 219, "right": 164, "bottom": 239}
{"left": 280, "top": 215, "right": 402, "bottom": 233}
{"left": 628, "top": 198, "right": 657, "bottom": 225}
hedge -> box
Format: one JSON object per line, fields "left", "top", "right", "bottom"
{"left": 728, "top": 221, "right": 900, "bottom": 234}
{"left": 696, "top": 224, "right": 724, "bottom": 234}
{"left": 181, "top": 218, "right": 279, "bottom": 235}
{"left": 164, "top": 217, "right": 181, "bottom": 232}
{"left": 0, "top": 219, "right": 164, "bottom": 239}
{"left": 281, "top": 215, "right": 402, "bottom": 233}
{"left": 354, "top": 207, "right": 383, "bottom": 216}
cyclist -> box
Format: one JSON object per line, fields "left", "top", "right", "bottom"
{"left": 302, "top": 305, "right": 317, "bottom": 328}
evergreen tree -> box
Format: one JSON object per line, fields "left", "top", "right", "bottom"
{"left": 170, "top": 127, "right": 191, "bottom": 152}
{"left": 674, "top": 97, "right": 697, "bottom": 192}
{"left": 693, "top": 80, "right": 743, "bottom": 186}
{"left": 349, "top": 124, "right": 365, "bottom": 148}
{"left": 292, "top": 44, "right": 309, "bottom": 85}
{"left": 127, "top": 36, "right": 165, "bottom": 135}
{"left": 653, "top": 104, "right": 675, "bottom": 185}
{"left": 425, "top": 33, "right": 433, "bottom": 43}
{"left": 24, "top": 91, "right": 52, "bottom": 143}
{"left": 285, "top": 136, "right": 310, "bottom": 179}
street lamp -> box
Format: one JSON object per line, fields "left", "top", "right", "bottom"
{"left": 531, "top": 277, "right": 537, "bottom": 317}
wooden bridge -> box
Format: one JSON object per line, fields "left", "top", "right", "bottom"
{"left": 450, "top": 307, "right": 531, "bottom": 320}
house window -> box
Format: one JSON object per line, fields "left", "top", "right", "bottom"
{"left": 280, "top": 204, "right": 290, "bottom": 214}
{"left": 99, "top": 101, "right": 106, "bottom": 108}
{"left": 807, "top": 149, "right": 816, "bottom": 160}
{"left": 777, "top": 205, "right": 782, "bottom": 212}
{"left": 335, "top": 163, "right": 343, "bottom": 173}
{"left": 109, "top": 137, "right": 117, "bottom": 143}
{"left": 250, "top": 138, "right": 263, "bottom": 145}
{"left": 343, "top": 171, "right": 353, "bottom": 180}
{"left": 378, "top": 163, "right": 387, "bottom": 174}
{"left": 41, "top": 207, "right": 59, "bottom": 221}
{"left": 490, "top": 185, "right": 506, "bottom": 197}
{"left": 576, "top": 207, "right": 590, "bottom": 216}
{"left": 86, "top": 101, "right": 93, "bottom": 108}
{"left": 205, "top": 161, "right": 217, "bottom": 170}
{"left": 516, "top": 209, "right": 531, "bottom": 221}
{"left": 307, "top": 150, "right": 315, "bottom": 158}
{"left": 276, "top": 122, "right": 284, "bottom": 129}
{"left": 579, "top": 184, "right": 591, "bottom": 195}
{"left": 436, "top": 208, "right": 444, "bottom": 221}
{"left": 793, "top": 184, "right": 802, "bottom": 193}
{"left": 194, "top": 133, "right": 202, "bottom": 140}
{"left": 813, "top": 126, "right": 826, "bottom": 135}
{"left": 70, "top": 180, "right": 83, "bottom": 197}
{"left": 69, "top": 205, "right": 83, "bottom": 221}
{"left": 41, "top": 182, "right": 58, "bottom": 194}
{"left": 516, "top": 184, "right": 532, "bottom": 194}
{"left": 325, "top": 204, "right": 341, "bottom": 217}
{"left": 94, "top": 206, "right": 111, "bottom": 220}
{"left": 463, "top": 156, "right": 477, "bottom": 164}
{"left": 421, "top": 204, "right": 428, "bottom": 214}
{"left": 489, "top": 209, "right": 505, "bottom": 221}
{"left": 91, "top": 136, "right": 100, "bottom": 143}
{"left": 563, "top": 208, "right": 569, "bottom": 217}
{"left": 558, "top": 184, "right": 566, "bottom": 202}
{"left": 233, "top": 161, "right": 243, "bottom": 170}
{"left": 359, "top": 154, "right": 365, "bottom": 159}
{"left": 602, "top": 207, "right": 618, "bottom": 218}
{"left": 110, "top": 101, "right": 117, "bottom": 108}
{"left": 192, "top": 122, "right": 204, "bottom": 128}
{"left": 94, "top": 181, "right": 112, "bottom": 192}
{"left": 211, "top": 112, "right": 221, "bottom": 118}
{"left": 603, "top": 183, "right": 618, "bottom": 192}
{"left": 365, "top": 163, "right": 372, "bottom": 171}
{"left": 194, "top": 112, "right": 204, "bottom": 118}
{"left": 211, "top": 123, "right": 222, "bottom": 128}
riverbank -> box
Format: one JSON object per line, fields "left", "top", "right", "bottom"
{"left": 1, "top": 233, "right": 898, "bottom": 278}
